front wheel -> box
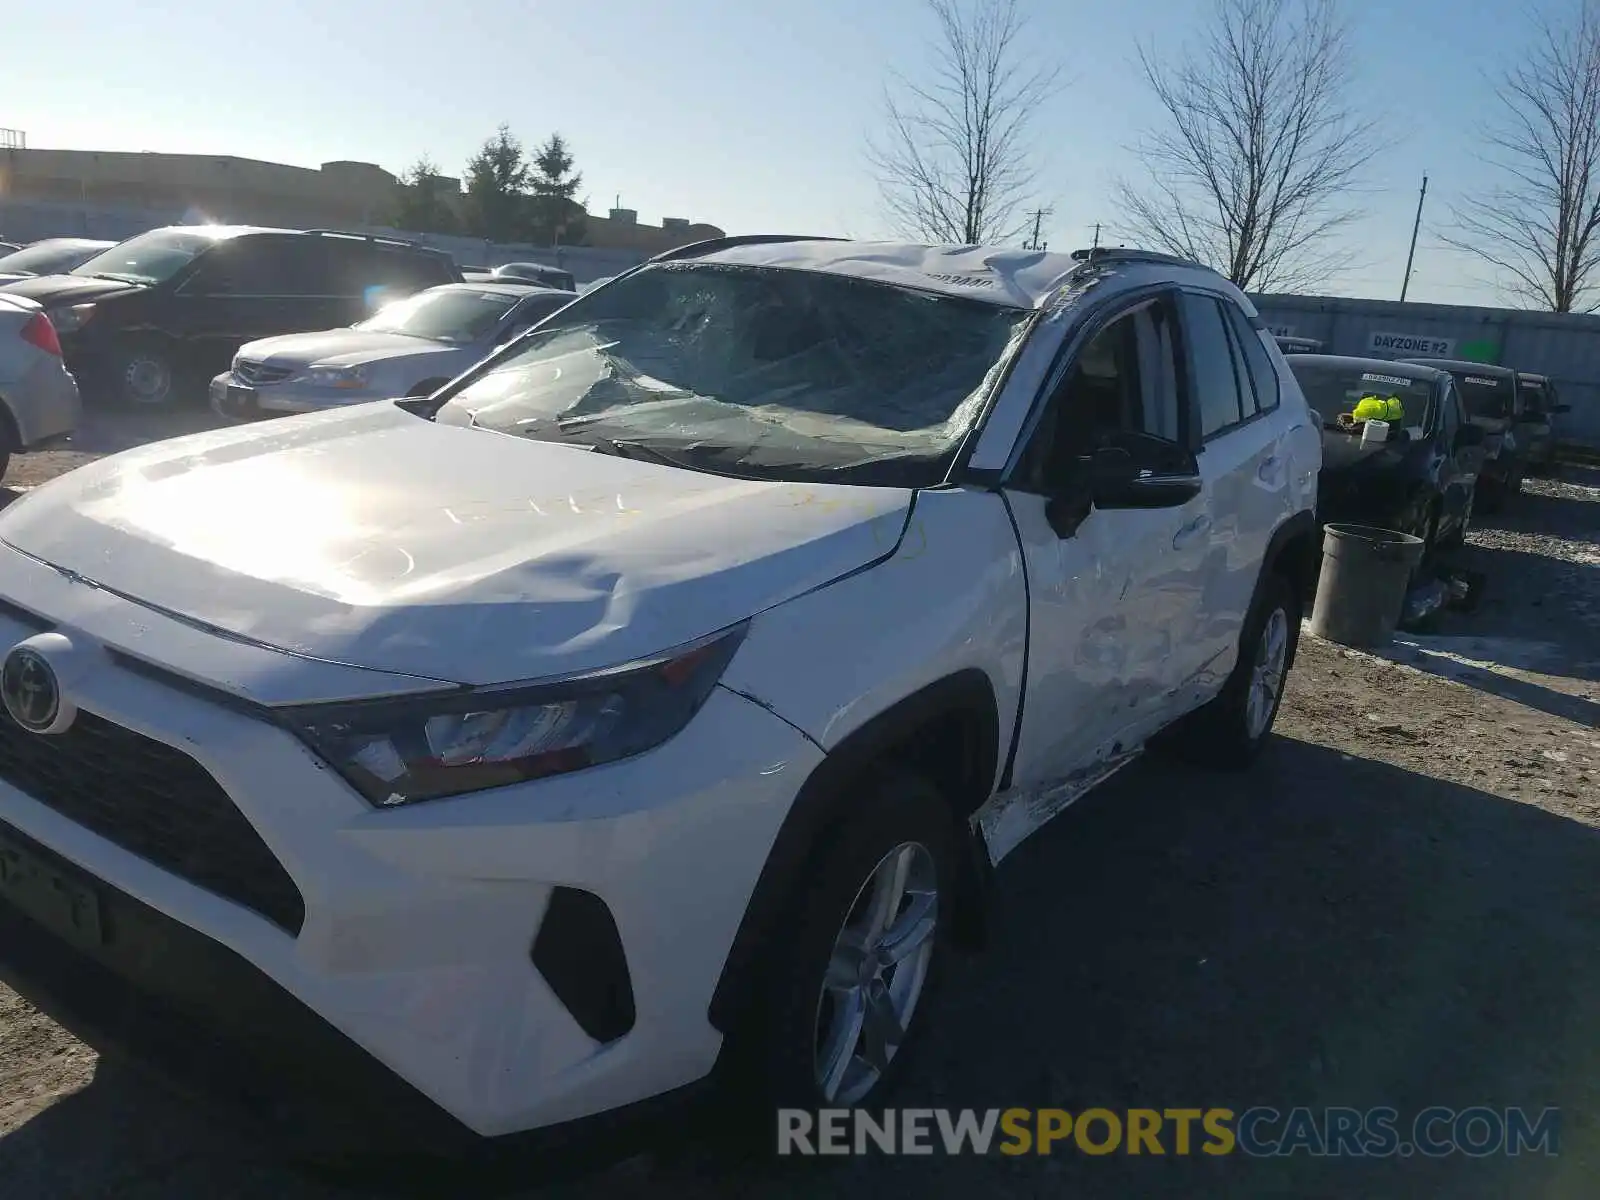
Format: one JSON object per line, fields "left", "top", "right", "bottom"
{"left": 1161, "top": 570, "right": 1298, "bottom": 770}
{"left": 749, "top": 773, "right": 957, "bottom": 1114}
{"left": 107, "top": 342, "right": 180, "bottom": 407}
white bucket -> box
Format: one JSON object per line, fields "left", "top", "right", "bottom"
{"left": 1361, "top": 419, "right": 1390, "bottom": 446}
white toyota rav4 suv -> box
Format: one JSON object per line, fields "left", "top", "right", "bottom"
{"left": 0, "top": 238, "right": 1321, "bottom": 1159}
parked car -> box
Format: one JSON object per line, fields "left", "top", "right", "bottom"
{"left": 210, "top": 282, "right": 576, "bottom": 420}
{"left": 0, "top": 242, "right": 18, "bottom": 255}
{"left": 1514, "top": 372, "right": 1570, "bottom": 473}
{"left": 0, "top": 227, "right": 460, "bottom": 408}
{"left": 0, "top": 238, "right": 117, "bottom": 286}
{"left": 1286, "top": 354, "right": 1482, "bottom": 561}
{"left": 0, "top": 296, "right": 79, "bottom": 481}
{"left": 486, "top": 262, "right": 577, "bottom": 292}
{"left": 1400, "top": 358, "right": 1526, "bottom": 513}
{"left": 0, "top": 239, "right": 1321, "bottom": 1159}
{"left": 1275, "top": 335, "right": 1323, "bottom": 354}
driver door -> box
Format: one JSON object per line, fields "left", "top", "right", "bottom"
{"left": 1002, "top": 292, "right": 1212, "bottom": 792}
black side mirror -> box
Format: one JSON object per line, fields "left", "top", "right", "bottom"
{"left": 1044, "top": 439, "right": 1202, "bottom": 535}
{"left": 1088, "top": 442, "right": 1203, "bottom": 510}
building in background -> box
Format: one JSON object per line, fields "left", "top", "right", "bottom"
{"left": 0, "top": 147, "right": 722, "bottom": 255}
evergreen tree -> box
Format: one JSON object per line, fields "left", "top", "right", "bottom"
{"left": 528, "top": 133, "right": 587, "bottom": 246}
{"left": 392, "top": 156, "right": 458, "bottom": 234}
{"left": 462, "top": 125, "right": 531, "bottom": 241}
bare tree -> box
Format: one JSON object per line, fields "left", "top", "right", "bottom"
{"left": 1115, "top": 0, "right": 1380, "bottom": 291}
{"left": 1443, "top": 2, "right": 1600, "bottom": 312}
{"left": 868, "top": 0, "right": 1061, "bottom": 245}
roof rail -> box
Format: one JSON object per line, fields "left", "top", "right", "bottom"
{"left": 650, "top": 233, "right": 845, "bottom": 264}
{"left": 303, "top": 228, "right": 433, "bottom": 251}
{"left": 1069, "top": 246, "right": 1216, "bottom": 273}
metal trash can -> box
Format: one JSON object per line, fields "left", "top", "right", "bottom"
{"left": 1308, "top": 524, "right": 1427, "bottom": 649}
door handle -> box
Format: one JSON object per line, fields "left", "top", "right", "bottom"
{"left": 1173, "top": 514, "right": 1211, "bottom": 549}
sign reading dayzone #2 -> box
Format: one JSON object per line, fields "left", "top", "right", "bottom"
{"left": 1368, "top": 331, "right": 1454, "bottom": 357}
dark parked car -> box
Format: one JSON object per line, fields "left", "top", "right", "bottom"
{"left": 1514, "top": 372, "right": 1570, "bottom": 472}
{"left": 1275, "top": 334, "right": 1323, "bottom": 353}
{"left": 1400, "top": 358, "right": 1526, "bottom": 513}
{"left": 0, "top": 238, "right": 117, "bottom": 286}
{"left": 1287, "top": 355, "right": 1484, "bottom": 560}
{"left": 0, "top": 226, "right": 460, "bottom": 406}
{"left": 464, "top": 262, "right": 578, "bottom": 292}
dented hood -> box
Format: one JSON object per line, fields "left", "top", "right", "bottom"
{"left": 0, "top": 403, "right": 912, "bottom": 686}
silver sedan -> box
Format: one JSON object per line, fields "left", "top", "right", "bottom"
{"left": 0, "top": 295, "right": 80, "bottom": 482}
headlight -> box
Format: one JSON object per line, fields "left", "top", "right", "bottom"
{"left": 303, "top": 364, "right": 369, "bottom": 389}
{"left": 46, "top": 303, "right": 95, "bottom": 333}
{"left": 282, "top": 624, "right": 747, "bottom": 807}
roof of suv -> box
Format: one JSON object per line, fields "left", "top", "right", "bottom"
{"left": 1403, "top": 358, "right": 1518, "bottom": 381}
{"left": 1284, "top": 353, "right": 1449, "bottom": 383}
{"left": 677, "top": 239, "right": 1220, "bottom": 311}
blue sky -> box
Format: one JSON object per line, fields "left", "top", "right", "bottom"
{"left": 3, "top": 0, "right": 1525, "bottom": 303}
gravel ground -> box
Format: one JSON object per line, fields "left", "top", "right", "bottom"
{"left": 0, "top": 417, "right": 1596, "bottom": 1199}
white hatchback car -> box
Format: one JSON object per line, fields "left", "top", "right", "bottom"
{"left": 0, "top": 238, "right": 1320, "bottom": 1160}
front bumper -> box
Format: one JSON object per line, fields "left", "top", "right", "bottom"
{"left": 209, "top": 372, "right": 384, "bottom": 420}
{"left": 0, "top": 541, "right": 823, "bottom": 1145}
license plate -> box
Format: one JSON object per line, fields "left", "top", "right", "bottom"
{"left": 0, "top": 829, "right": 104, "bottom": 947}
{"left": 226, "top": 383, "right": 258, "bottom": 413}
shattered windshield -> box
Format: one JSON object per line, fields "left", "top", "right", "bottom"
{"left": 432, "top": 262, "right": 1031, "bottom": 485}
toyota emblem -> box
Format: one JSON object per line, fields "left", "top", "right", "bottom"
{"left": 2, "top": 646, "right": 61, "bottom": 733}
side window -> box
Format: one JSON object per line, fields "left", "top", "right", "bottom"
{"left": 367, "top": 246, "right": 455, "bottom": 292}
{"left": 185, "top": 240, "right": 278, "bottom": 294}
{"left": 1180, "top": 292, "right": 1246, "bottom": 438}
{"left": 1223, "top": 303, "right": 1280, "bottom": 413}
{"left": 1015, "top": 297, "right": 1187, "bottom": 493}
{"left": 508, "top": 295, "right": 568, "bottom": 333}
{"left": 319, "top": 240, "right": 378, "bottom": 298}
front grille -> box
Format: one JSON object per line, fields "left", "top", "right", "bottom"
{"left": 234, "top": 360, "right": 293, "bottom": 386}
{"left": 0, "top": 708, "right": 306, "bottom": 934}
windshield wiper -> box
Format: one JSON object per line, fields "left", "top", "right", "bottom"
{"left": 92, "top": 272, "right": 148, "bottom": 285}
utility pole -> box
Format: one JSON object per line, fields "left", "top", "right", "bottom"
{"left": 1400, "top": 174, "right": 1428, "bottom": 302}
{"left": 1091, "top": 222, "right": 1102, "bottom": 250}
{"left": 1023, "top": 207, "right": 1052, "bottom": 251}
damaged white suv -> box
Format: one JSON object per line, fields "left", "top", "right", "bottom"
{"left": 0, "top": 238, "right": 1320, "bottom": 1159}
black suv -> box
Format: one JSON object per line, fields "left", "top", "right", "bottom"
{"left": 0, "top": 226, "right": 460, "bottom": 406}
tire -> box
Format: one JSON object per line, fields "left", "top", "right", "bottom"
{"left": 1162, "top": 569, "right": 1299, "bottom": 770}
{"left": 106, "top": 341, "right": 181, "bottom": 408}
{"left": 741, "top": 772, "right": 958, "bottom": 1117}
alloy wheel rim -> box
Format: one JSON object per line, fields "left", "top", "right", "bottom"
{"left": 1246, "top": 606, "right": 1289, "bottom": 739}
{"left": 813, "top": 841, "right": 938, "bottom": 1105}
{"left": 125, "top": 357, "right": 171, "bottom": 404}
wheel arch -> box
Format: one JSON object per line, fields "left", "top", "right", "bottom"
{"left": 708, "top": 669, "right": 1001, "bottom": 1035}
{"left": 1262, "top": 509, "right": 1318, "bottom": 665}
